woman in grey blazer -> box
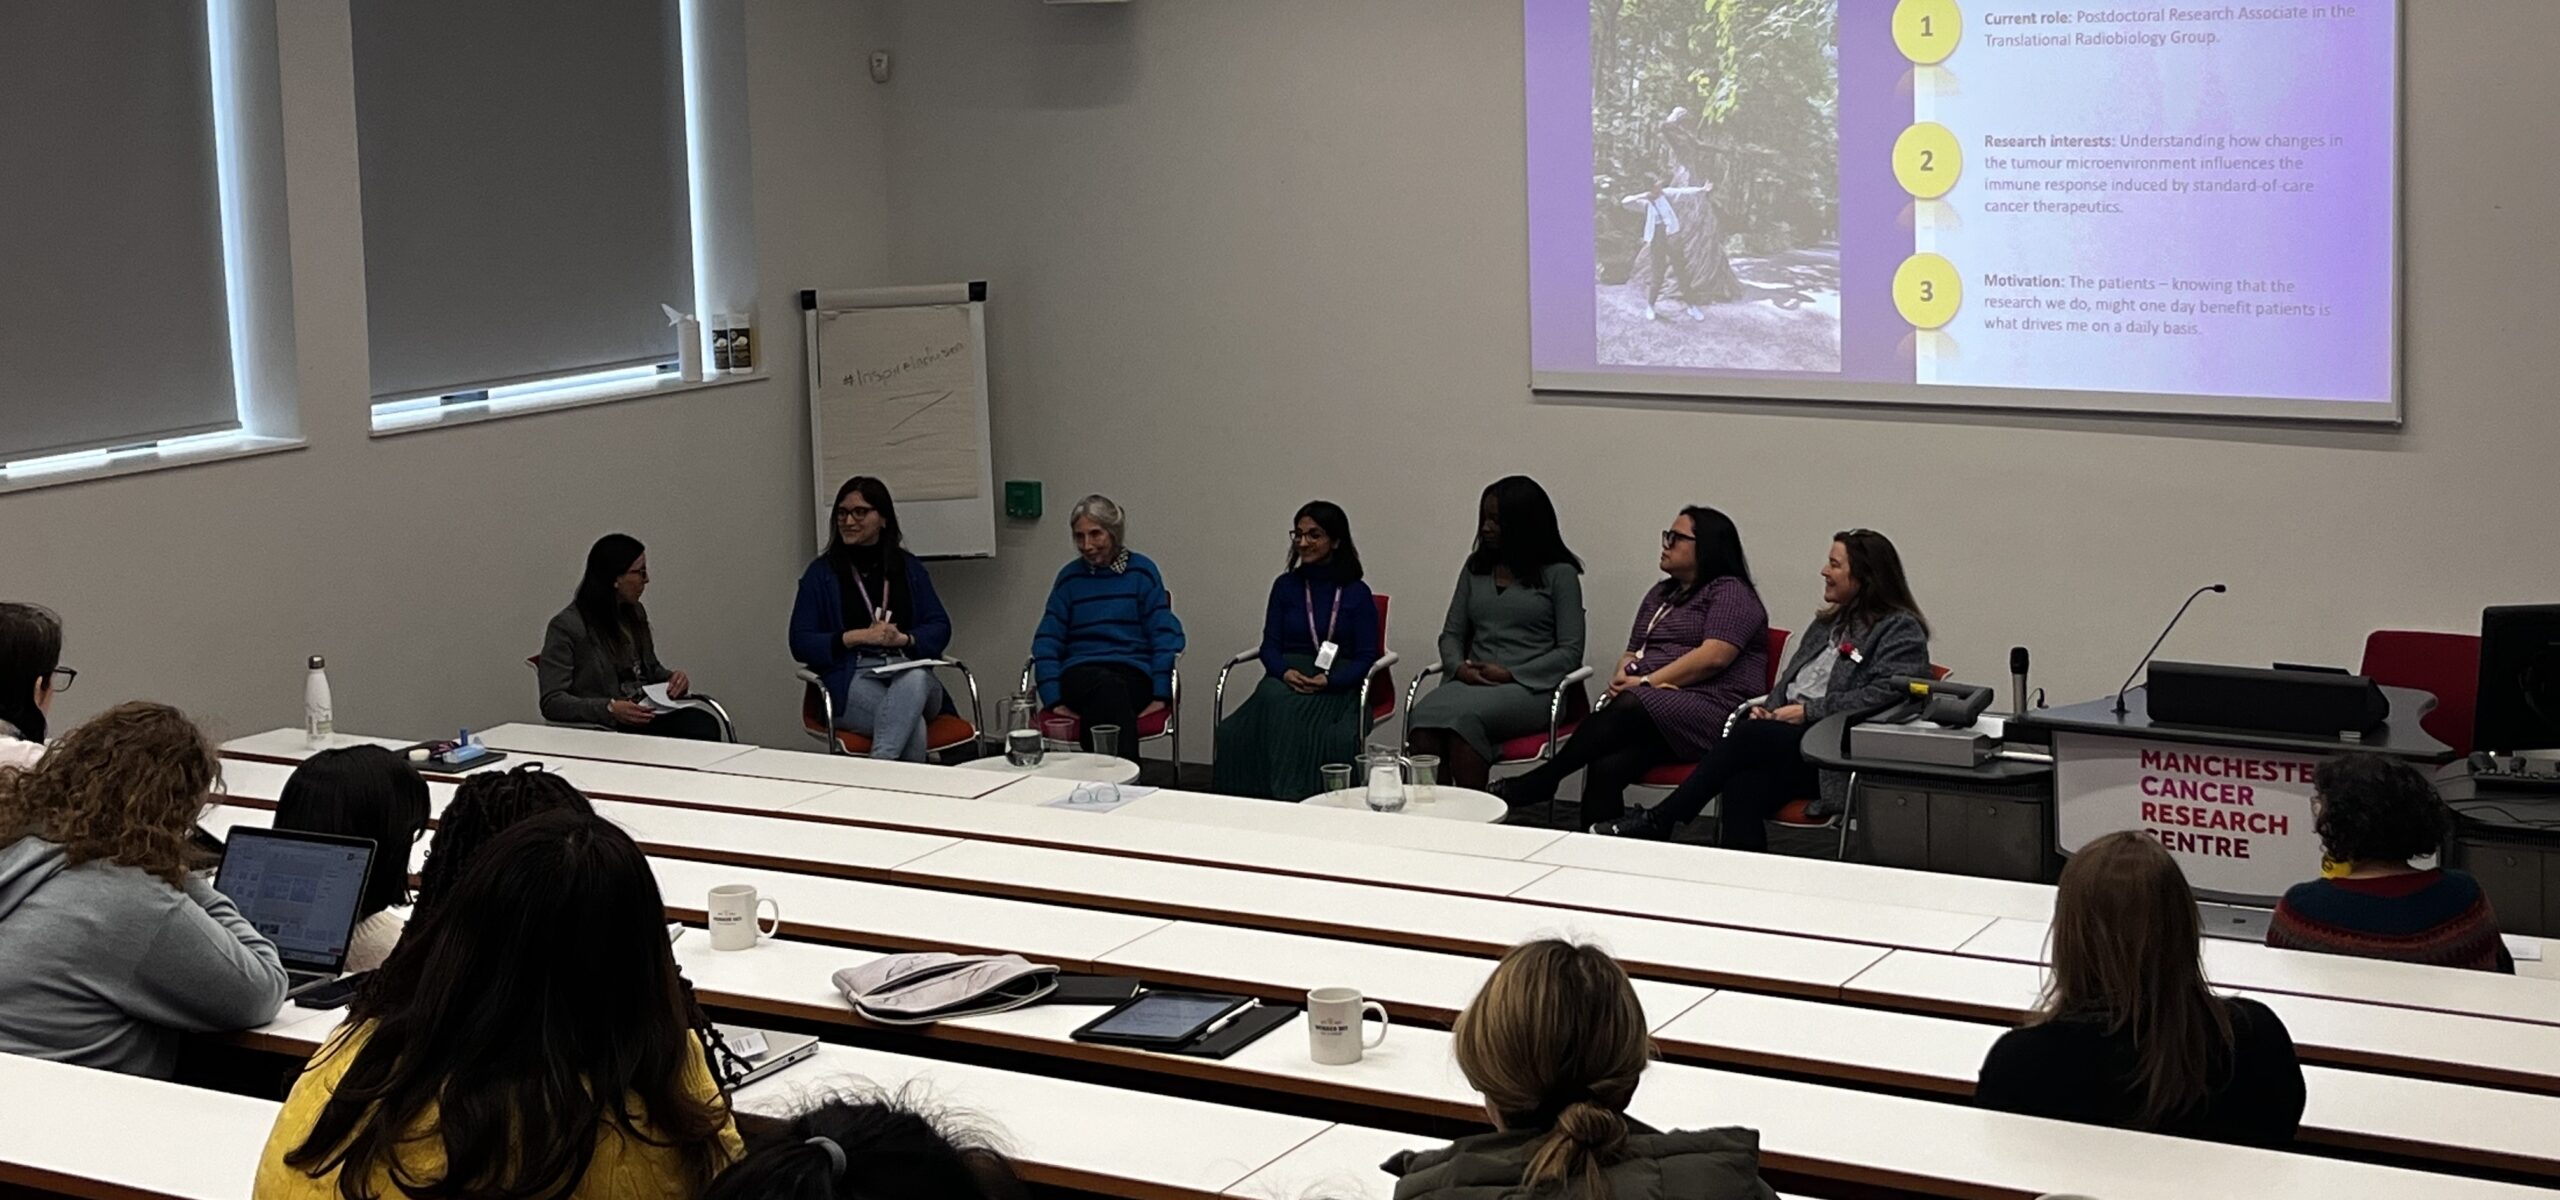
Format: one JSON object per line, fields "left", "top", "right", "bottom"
{"left": 1594, "top": 529, "right": 1930, "bottom": 845}
{"left": 537, "top": 534, "right": 721, "bottom": 741}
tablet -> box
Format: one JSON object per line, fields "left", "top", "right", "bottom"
{"left": 1070, "top": 991, "right": 1252, "bottom": 1049}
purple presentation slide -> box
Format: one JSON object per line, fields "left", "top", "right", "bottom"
{"left": 1525, "top": 0, "right": 2398, "bottom": 420}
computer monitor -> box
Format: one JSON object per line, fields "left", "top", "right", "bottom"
{"left": 214, "top": 826, "right": 376, "bottom": 983}
{"left": 2477, "top": 604, "right": 2560, "bottom": 754}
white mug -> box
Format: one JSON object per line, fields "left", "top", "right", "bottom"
{"left": 1307, "top": 987, "right": 1389, "bottom": 1065}
{"left": 708, "top": 884, "right": 781, "bottom": 951}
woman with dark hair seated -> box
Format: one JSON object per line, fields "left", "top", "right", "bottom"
{"left": 541, "top": 533, "right": 722, "bottom": 741}
{"left": 257, "top": 810, "right": 741, "bottom": 1200}
{"left": 1594, "top": 529, "right": 1928, "bottom": 844}
{"left": 2267, "top": 751, "right": 2512, "bottom": 973}
{"left": 1977, "top": 832, "right": 2306, "bottom": 1146}
{"left": 790, "top": 476, "right": 957, "bottom": 762}
{"left": 273, "top": 746, "right": 430, "bottom": 973}
{"left": 702, "top": 1091, "right": 1027, "bottom": 1200}
{"left": 0, "top": 602, "right": 68, "bottom": 769}
{"left": 413, "top": 764, "right": 595, "bottom": 917}
{"left": 1406, "top": 476, "right": 1588, "bottom": 792}
{"left": 1387, "top": 938, "right": 1776, "bottom": 1200}
{"left": 1212, "top": 501, "right": 1382, "bottom": 800}
{"left": 1494, "top": 506, "right": 1768, "bottom": 827}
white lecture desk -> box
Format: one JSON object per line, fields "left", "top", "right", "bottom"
{"left": 0, "top": 1053, "right": 279, "bottom": 1200}
{"left": 212, "top": 747, "right": 2560, "bottom": 1095}
{"left": 241, "top": 936, "right": 2560, "bottom": 1200}
{"left": 468, "top": 722, "right": 760, "bottom": 770}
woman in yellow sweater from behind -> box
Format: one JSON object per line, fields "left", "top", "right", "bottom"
{"left": 255, "top": 810, "right": 740, "bottom": 1200}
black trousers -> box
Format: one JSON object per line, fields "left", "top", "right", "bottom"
{"left": 1510, "top": 698, "right": 1678, "bottom": 825}
{"left": 1059, "top": 661, "right": 1153, "bottom": 763}
{"left": 616, "top": 705, "right": 725, "bottom": 742}
{"left": 1646, "top": 234, "right": 1703, "bottom": 305}
{"left": 1652, "top": 717, "right": 1818, "bottom": 851}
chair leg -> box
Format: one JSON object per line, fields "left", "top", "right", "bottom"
{"left": 1835, "top": 770, "right": 1861, "bottom": 861}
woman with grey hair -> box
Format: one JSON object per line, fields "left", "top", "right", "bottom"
{"left": 1029, "top": 495, "right": 1184, "bottom": 763}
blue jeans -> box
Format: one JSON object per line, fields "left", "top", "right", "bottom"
{"left": 834, "top": 657, "right": 945, "bottom": 762}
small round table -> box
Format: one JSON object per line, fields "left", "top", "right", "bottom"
{"left": 1301, "top": 786, "right": 1509, "bottom": 823}
{"left": 958, "top": 752, "right": 1143, "bottom": 785}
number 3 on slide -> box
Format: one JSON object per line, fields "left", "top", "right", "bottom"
{"left": 1894, "top": 254, "right": 1962, "bottom": 330}
{"left": 1893, "top": 0, "right": 1961, "bottom": 65}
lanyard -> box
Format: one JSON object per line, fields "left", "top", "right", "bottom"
{"left": 1631, "top": 585, "right": 1683, "bottom": 662}
{"left": 848, "top": 560, "right": 890, "bottom": 623}
{"left": 1304, "top": 582, "right": 1343, "bottom": 647}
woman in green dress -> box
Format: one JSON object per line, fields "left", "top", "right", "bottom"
{"left": 1212, "top": 502, "right": 1382, "bottom": 800}
{"left": 1406, "top": 476, "right": 1587, "bottom": 792}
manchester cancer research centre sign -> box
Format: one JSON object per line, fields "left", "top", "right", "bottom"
{"left": 2052, "top": 731, "right": 2326, "bottom": 897}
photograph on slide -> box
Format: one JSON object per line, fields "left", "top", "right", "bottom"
{"left": 1591, "top": 0, "right": 1840, "bottom": 373}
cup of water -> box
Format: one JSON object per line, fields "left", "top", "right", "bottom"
{"left": 1319, "top": 763, "right": 1354, "bottom": 794}
{"left": 1405, "top": 754, "right": 1439, "bottom": 805}
{"left": 1365, "top": 760, "right": 1406, "bottom": 813}
{"left": 1005, "top": 728, "right": 1044, "bottom": 767}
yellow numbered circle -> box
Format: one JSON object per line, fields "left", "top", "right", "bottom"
{"left": 1893, "top": 254, "right": 1962, "bottom": 329}
{"left": 1893, "top": 123, "right": 1962, "bottom": 199}
{"left": 1893, "top": 0, "right": 1962, "bottom": 65}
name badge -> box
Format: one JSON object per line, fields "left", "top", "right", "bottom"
{"left": 1314, "top": 641, "right": 1340, "bottom": 671}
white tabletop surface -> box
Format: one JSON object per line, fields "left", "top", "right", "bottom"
{"left": 890, "top": 839, "right": 1889, "bottom": 993}
{"left": 733, "top": 1043, "right": 1332, "bottom": 1197}
{"left": 1962, "top": 916, "right": 2560, "bottom": 1027}
{"left": 542, "top": 757, "right": 841, "bottom": 812}
{"left": 221, "top": 727, "right": 416, "bottom": 761}
{"left": 1527, "top": 831, "right": 2058, "bottom": 921}
{"left": 1303, "top": 786, "right": 1509, "bottom": 823}
{"left": 707, "top": 746, "right": 1011, "bottom": 799}
{"left": 1224, "top": 1123, "right": 1430, "bottom": 1200}
{"left": 1510, "top": 865, "right": 1999, "bottom": 954}
{"left": 957, "top": 751, "right": 1144, "bottom": 783}
{"left": 471, "top": 722, "right": 760, "bottom": 770}
{"left": 650, "top": 855, "right": 1170, "bottom": 966}
{"left": 1116, "top": 787, "right": 1569, "bottom": 860}
{"left": 0, "top": 1052, "right": 282, "bottom": 1200}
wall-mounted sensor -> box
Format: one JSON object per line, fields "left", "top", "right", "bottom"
{"left": 868, "top": 51, "right": 892, "bottom": 84}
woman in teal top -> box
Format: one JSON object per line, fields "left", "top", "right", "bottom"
{"left": 1406, "top": 476, "right": 1587, "bottom": 792}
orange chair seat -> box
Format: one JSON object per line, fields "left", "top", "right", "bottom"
{"left": 813, "top": 713, "right": 977, "bottom": 757}
{"left": 1035, "top": 706, "right": 1171, "bottom": 741}
{"left": 1639, "top": 760, "right": 1695, "bottom": 788}
{"left": 1770, "top": 798, "right": 1831, "bottom": 827}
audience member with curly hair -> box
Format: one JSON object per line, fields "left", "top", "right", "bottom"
{"left": 2266, "top": 751, "right": 2513, "bottom": 973}
{"left": 414, "top": 764, "right": 596, "bottom": 916}
{"left": 0, "top": 701, "right": 287, "bottom": 1076}
{"left": 702, "top": 1089, "right": 1027, "bottom": 1200}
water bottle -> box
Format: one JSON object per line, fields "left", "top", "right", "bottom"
{"left": 1365, "top": 757, "right": 1406, "bottom": 813}
{"left": 304, "top": 655, "right": 334, "bottom": 748}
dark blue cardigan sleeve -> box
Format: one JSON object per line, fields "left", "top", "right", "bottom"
{"left": 1258, "top": 576, "right": 1293, "bottom": 681}
{"left": 788, "top": 560, "right": 844, "bottom": 670}
{"left": 904, "top": 557, "right": 953, "bottom": 659}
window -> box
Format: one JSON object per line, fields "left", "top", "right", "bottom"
{"left": 351, "top": 0, "right": 696, "bottom": 412}
{"left": 0, "top": 0, "right": 239, "bottom": 464}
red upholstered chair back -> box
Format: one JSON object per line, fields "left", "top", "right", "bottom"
{"left": 2360, "top": 630, "right": 2481, "bottom": 756}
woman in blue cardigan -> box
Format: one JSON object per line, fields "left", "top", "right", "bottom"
{"left": 789, "top": 477, "right": 953, "bottom": 761}
{"left": 1212, "top": 501, "right": 1380, "bottom": 800}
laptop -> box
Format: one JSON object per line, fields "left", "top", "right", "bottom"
{"left": 214, "top": 827, "right": 377, "bottom": 998}
{"left": 710, "top": 1024, "right": 821, "bottom": 1089}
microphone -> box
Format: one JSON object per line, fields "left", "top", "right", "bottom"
{"left": 2010, "top": 646, "right": 2030, "bottom": 717}
{"left": 2115, "top": 584, "right": 2228, "bottom": 715}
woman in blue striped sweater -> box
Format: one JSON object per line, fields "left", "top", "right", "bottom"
{"left": 1030, "top": 496, "right": 1185, "bottom": 763}
{"left": 2266, "top": 752, "right": 2513, "bottom": 973}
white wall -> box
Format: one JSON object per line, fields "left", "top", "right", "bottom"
{"left": 0, "top": 0, "right": 889, "bottom": 747}
{"left": 868, "top": 0, "right": 2560, "bottom": 749}
{"left": 12, "top": 1, "right": 2554, "bottom": 760}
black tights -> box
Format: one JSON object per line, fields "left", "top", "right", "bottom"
{"left": 1651, "top": 717, "right": 1818, "bottom": 851}
{"left": 1506, "top": 699, "right": 1678, "bottom": 825}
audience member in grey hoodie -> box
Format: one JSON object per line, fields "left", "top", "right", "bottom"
{"left": 0, "top": 702, "right": 287, "bottom": 1077}
{"left": 1388, "top": 939, "right": 1775, "bottom": 1200}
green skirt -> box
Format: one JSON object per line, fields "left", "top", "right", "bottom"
{"left": 1212, "top": 655, "right": 1365, "bottom": 801}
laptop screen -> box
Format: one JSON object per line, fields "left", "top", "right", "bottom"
{"left": 215, "top": 827, "right": 376, "bottom": 973}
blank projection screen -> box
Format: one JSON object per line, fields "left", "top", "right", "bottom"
{"left": 1525, "top": 1, "right": 2400, "bottom": 422}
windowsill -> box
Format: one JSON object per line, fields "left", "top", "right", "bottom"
{"left": 368, "top": 369, "right": 769, "bottom": 438}
{"left": 0, "top": 434, "right": 305, "bottom": 496}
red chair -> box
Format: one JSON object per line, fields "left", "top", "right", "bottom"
{"left": 1215, "top": 593, "right": 1403, "bottom": 744}
{"left": 1402, "top": 666, "right": 1594, "bottom": 771}
{"left": 2359, "top": 630, "right": 2481, "bottom": 756}
{"left": 1625, "top": 627, "right": 1792, "bottom": 792}
{"left": 1016, "top": 653, "right": 1183, "bottom": 766}
{"left": 796, "top": 661, "right": 985, "bottom": 761}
